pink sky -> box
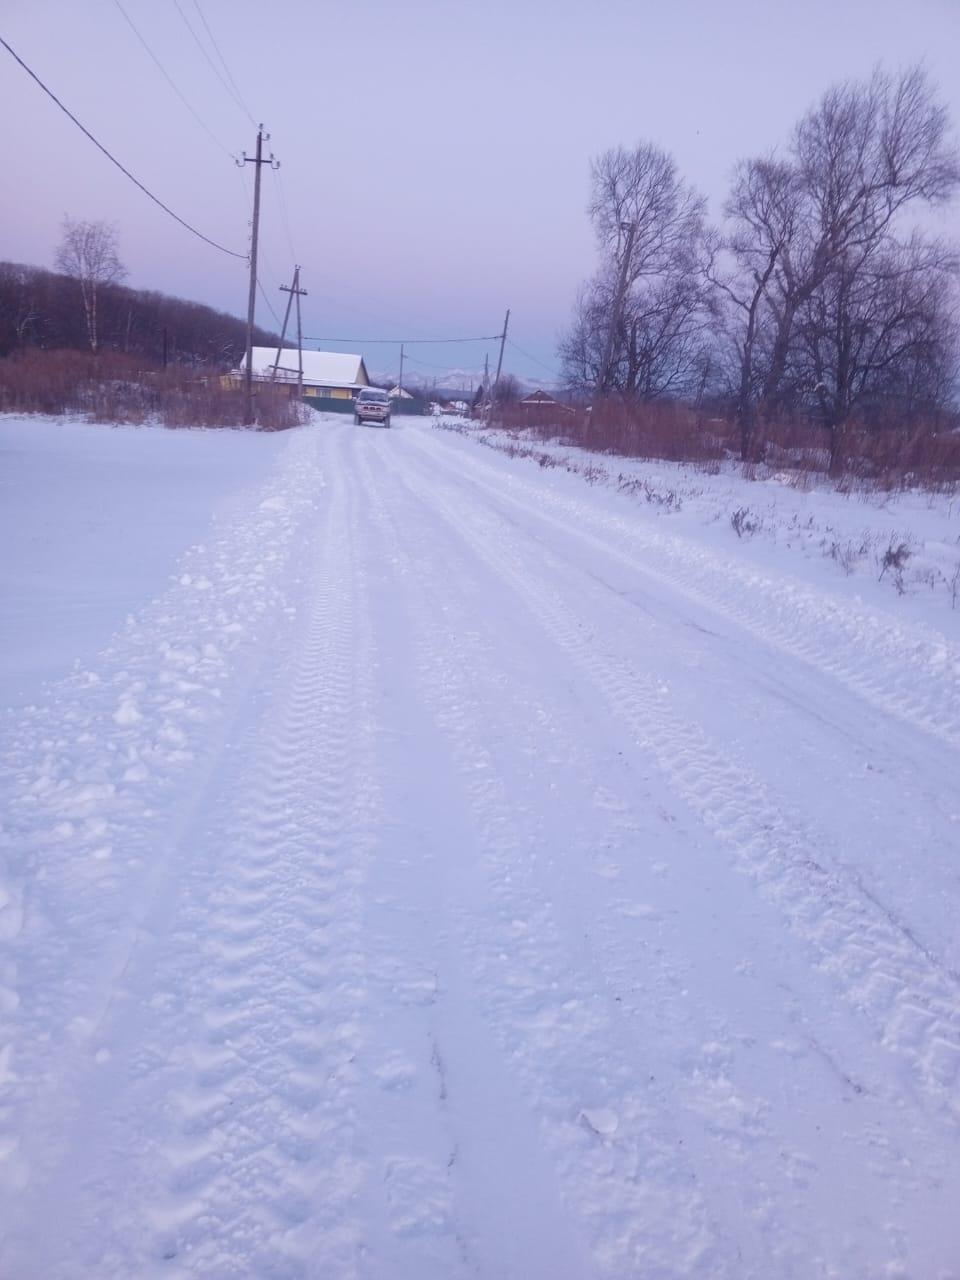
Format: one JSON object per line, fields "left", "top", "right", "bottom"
{"left": 3, "top": 0, "right": 958, "bottom": 383}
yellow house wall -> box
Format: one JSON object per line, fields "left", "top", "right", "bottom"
{"left": 303, "top": 385, "right": 355, "bottom": 399}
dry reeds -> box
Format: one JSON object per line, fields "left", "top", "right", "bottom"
{"left": 0, "top": 349, "right": 304, "bottom": 431}
{"left": 486, "top": 397, "right": 960, "bottom": 491}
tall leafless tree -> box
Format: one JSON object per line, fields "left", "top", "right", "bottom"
{"left": 54, "top": 218, "right": 127, "bottom": 353}
{"left": 589, "top": 143, "right": 705, "bottom": 285}
{"left": 561, "top": 142, "right": 711, "bottom": 398}
{"left": 795, "top": 234, "right": 959, "bottom": 467}
{"left": 717, "top": 66, "right": 960, "bottom": 459}
{"left": 708, "top": 158, "right": 802, "bottom": 457}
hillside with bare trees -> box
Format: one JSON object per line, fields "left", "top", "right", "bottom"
{"left": 0, "top": 257, "right": 278, "bottom": 367}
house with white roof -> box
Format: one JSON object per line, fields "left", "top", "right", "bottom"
{"left": 239, "top": 347, "right": 370, "bottom": 408}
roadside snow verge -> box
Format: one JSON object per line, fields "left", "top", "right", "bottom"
{"left": 423, "top": 425, "right": 960, "bottom": 749}
{"left": 0, "top": 426, "right": 323, "bottom": 1192}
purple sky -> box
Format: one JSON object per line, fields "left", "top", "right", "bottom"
{"left": 3, "top": 0, "right": 959, "bottom": 385}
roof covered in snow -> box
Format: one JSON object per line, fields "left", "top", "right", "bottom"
{"left": 242, "top": 347, "right": 368, "bottom": 388}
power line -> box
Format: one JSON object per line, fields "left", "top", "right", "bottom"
{"left": 272, "top": 166, "right": 297, "bottom": 262}
{"left": 171, "top": 0, "right": 253, "bottom": 125}
{"left": 111, "top": 0, "right": 234, "bottom": 159}
{"left": 508, "top": 338, "right": 562, "bottom": 378}
{"left": 302, "top": 334, "right": 502, "bottom": 345}
{"left": 0, "top": 34, "right": 246, "bottom": 260}
{"left": 256, "top": 277, "right": 284, "bottom": 329}
{"left": 190, "top": 0, "right": 258, "bottom": 128}
{"left": 403, "top": 352, "right": 486, "bottom": 372}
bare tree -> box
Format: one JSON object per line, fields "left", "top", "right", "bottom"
{"left": 795, "top": 234, "right": 959, "bottom": 467}
{"left": 563, "top": 269, "right": 714, "bottom": 401}
{"left": 492, "top": 372, "right": 523, "bottom": 405}
{"left": 709, "top": 159, "right": 802, "bottom": 457}
{"left": 0, "top": 263, "right": 42, "bottom": 351}
{"left": 558, "top": 284, "right": 609, "bottom": 395}
{"left": 589, "top": 143, "right": 705, "bottom": 287}
{"left": 717, "top": 66, "right": 960, "bottom": 459}
{"left": 55, "top": 218, "right": 127, "bottom": 352}
{"left": 561, "top": 142, "right": 710, "bottom": 397}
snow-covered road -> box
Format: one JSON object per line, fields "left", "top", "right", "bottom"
{"left": 2, "top": 415, "right": 960, "bottom": 1278}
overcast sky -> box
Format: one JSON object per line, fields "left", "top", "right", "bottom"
{"left": 3, "top": 0, "right": 959, "bottom": 385}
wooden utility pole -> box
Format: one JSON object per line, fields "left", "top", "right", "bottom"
{"left": 239, "top": 125, "right": 279, "bottom": 425}
{"left": 485, "top": 308, "right": 510, "bottom": 427}
{"left": 270, "top": 268, "right": 297, "bottom": 383}
{"left": 597, "top": 220, "right": 636, "bottom": 397}
{"left": 398, "top": 342, "right": 404, "bottom": 399}
{"left": 293, "top": 268, "right": 305, "bottom": 399}
{"left": 276, "top": 264, "right": 305, "bottom": 394}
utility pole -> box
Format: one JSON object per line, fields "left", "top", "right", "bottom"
{"left": 398, "top": 342, "right": 404, "bottom": 399}
{"left": 485, "top": 308, "right": 510, "bottom": 427}
{"left": 272, "top": 267, "right": 307, "bottom": 399}
{"left": 596, "top": 220, "right": 636, "bottom": 399}
{"left": 239, "top": 124, "right": 279, "bottom": 425}
{"left": 294, "top": 268, "right": 305, "bottom": 400}
{"left": 270, "top": 268, "right": 297, "bottom": 384}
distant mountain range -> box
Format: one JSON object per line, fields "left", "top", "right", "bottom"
{"left": 369, "top": 367, "right": 554, "bottom": 399}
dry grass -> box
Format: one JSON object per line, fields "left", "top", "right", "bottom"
{"left": 486, "top": 398, "right": 960, "bottom": 492}
{"left": 0, "top": 349, "right": 304, "bottom": 431}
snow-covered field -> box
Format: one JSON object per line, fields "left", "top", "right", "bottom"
{"left": 2, "top": 411, "right": 959, "bottom": 1278}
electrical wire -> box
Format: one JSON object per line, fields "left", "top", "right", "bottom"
{"left": 171, "top": 0, "right": 254, "bottom": 126}
{"left": 302, "top": 334, "right": 502, "bottom": 345}
{"left": 0, "top": 34, "right": 246, "bottom": 260}
{"left": 256, "top": 277, "right": 285, "bottom": 330}
{"left": 508, "top": 338, "right": 562, "bottom": 378}
{"left": 111, "top": 0, "right": 234, "bottom": 159}
{"left": 403, "top": 352, "right": 487, "bottom": 372}
{"left": 272, "top": 166, "right": 298, "bottom": 263}
{"left": 190, "top": 0, "right": 258, "bottom": 128}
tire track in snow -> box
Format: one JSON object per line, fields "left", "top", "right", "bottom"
{"left": 141, "top": 431, "right": 377, "bottom": 1278}
{"left": 414, "top": 426, "right": 960, "bottom": 751}
{"left": 379, "top": 436, "right": 960, "bottom": 1278}
{"left": 394, "top": 434, "right": 960, "bottom": 1124}
{"left": 351, "top": 438, "right": 597, "bottom": 1279}
{"left": 0, "top": 426, "right": 324, "bottom": 1223}
{"left": 355, "top": 439, "right": 735, "bottom": 1278}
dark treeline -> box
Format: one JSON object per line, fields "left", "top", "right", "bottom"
{"left": 0, "top": 260, "right": 280, "bottom": 368}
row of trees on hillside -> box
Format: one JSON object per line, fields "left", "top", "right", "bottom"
{"left": 559, "top": 67, "right": 960, "bottom": 466}
{"left": 0, "top": 218, "right": 279, "bottom": 366}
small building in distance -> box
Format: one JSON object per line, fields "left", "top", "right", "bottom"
{"left": 518, "top": 388, "right": 573, "bottom": 412}
{"left": 238, "top": 347, "right": 370, "bottom": 411}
